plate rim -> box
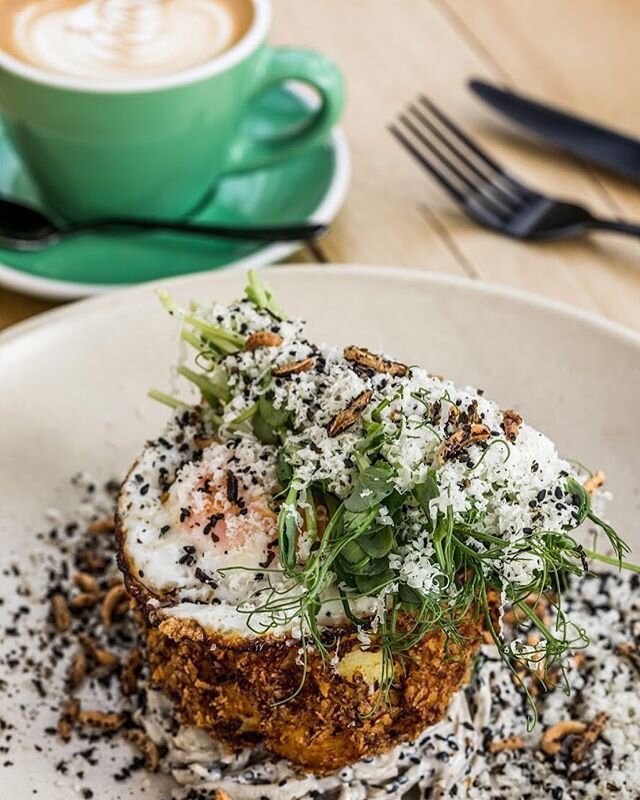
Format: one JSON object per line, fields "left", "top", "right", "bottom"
{"left": 0, "top": 127, "right": 350, "bottom": 302}
{"left": 2, "top": 264, "right": 640, "bottom": 356}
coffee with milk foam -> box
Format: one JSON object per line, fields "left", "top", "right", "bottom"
{"left": 0, "top": 0, "right": 254, "bottom": 81}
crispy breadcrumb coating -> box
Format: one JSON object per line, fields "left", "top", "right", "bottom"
{"left": 146, "top": 609, "right": 488, "bottom": 774}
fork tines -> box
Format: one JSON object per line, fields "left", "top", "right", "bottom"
{"left": 389, "top": 95, "right": 531, "bottom": 219}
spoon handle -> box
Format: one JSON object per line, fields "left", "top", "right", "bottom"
{"left": 61, "top": 218, "right": 327, "bottom": 242}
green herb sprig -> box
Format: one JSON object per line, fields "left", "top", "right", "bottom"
{"left": 151, "top": 270, "right": 638, "bottom": 720}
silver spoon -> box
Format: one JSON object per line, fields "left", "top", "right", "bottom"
{"left": 0, "top": 197, "right": 327, "bottom": 251}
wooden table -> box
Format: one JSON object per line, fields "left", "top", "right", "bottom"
{"left": 2, "top": 0, "right": 640, "bottom": 332}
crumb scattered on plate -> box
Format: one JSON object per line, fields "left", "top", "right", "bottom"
{"left": 0, "top": 476, "right": 638, "bottom": 799}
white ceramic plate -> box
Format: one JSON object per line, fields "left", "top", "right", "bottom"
{"left": 1, "top": 265, "right": 639, "bottom": 798}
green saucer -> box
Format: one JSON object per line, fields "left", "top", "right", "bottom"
{"left": 0, "top": 87, "right": 349, "bottom": 300}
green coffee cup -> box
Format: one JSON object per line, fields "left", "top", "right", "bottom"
{"left": 0, "top": 0, "right": 344, "bottom": 222}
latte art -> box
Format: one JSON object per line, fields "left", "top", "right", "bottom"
{"left": 0, "top": 0, "right": 254, "bottom": 81}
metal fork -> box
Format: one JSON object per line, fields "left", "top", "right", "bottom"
{"left": 390, "top": 95, "right": 640, "bottom": 241}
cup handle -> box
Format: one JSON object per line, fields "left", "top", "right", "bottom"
{"left": 225, "top": 47, "right": 345, "bottom": 173}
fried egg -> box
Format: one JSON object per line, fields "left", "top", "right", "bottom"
{"left": 117, "top": 409, "right": 291, "bottom": 637}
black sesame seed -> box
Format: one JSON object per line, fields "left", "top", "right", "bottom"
{"left": 203, "top": 514, "right": 223, "bottom": 538}
{"left": 226, "top": 471, "right": 239, "bottom": 504}
{"left": 195, "top": 567, "right": 218, "bottom": 589}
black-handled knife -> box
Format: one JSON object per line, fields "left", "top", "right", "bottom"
{"left": 469, "top": 78, "right": 640, "bottom": 183}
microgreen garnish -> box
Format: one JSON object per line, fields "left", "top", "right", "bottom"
{"left": 146, "top": 389, "right": 189, "bottom": 410}
{"left": 152, "top": 270, "right": 637, "bottom": 720}
{"left": 245, "top": 269, "right": 285, "bottom": 320}
{"left": 565, "top": 476, "right": 630, "bottom": 565}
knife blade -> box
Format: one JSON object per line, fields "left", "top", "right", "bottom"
{"left": 469, "top": 78, "right": 640, "bottom": 182}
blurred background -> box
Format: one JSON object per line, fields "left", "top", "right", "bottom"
{"left": 2, "top": 0, "right": 640, "bottom": 332}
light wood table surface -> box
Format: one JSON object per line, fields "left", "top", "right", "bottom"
{"left": 2, "top": 0, "right": 640, "bottom": 333}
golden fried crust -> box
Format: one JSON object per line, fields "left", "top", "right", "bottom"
{"left": 118, "top": 444, "right": 494, "bottom": 772}
{"left": 147, "top": 607, "right": 488, "bottom": 774}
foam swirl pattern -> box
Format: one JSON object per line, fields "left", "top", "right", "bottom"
{"left": 5, "top": 0, "right": 248, "bottom": 81}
